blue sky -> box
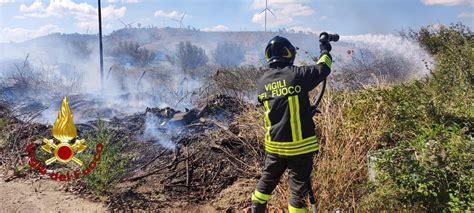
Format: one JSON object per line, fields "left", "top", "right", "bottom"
{"left": 0, "top": 0, "right": 473, "bottom": 42}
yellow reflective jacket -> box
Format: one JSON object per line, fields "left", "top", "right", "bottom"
{"left": 257, "top": 54, "right": 332, "bottom": 157}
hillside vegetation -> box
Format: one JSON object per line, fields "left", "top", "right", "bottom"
{"left": 0, "top": 24, "right": 471, "bottom": 212}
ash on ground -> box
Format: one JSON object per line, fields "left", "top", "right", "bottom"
{"left": 91, "top": 94, "right": 258, "bottom": 210}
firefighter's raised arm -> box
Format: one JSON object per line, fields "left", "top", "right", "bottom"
{"left": 297, "top": 41, "right": 333, "bottom": 91}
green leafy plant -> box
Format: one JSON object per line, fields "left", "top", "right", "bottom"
{"left": 367, "top": 23, "right": 474, "bottom": 211}
{"left": 78, "top": 120, "right": 131, "bottom": 197}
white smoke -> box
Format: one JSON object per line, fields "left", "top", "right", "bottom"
{"left": 340, "top": 34, "right": 434, "bottom": 76}
{"left": 143, "top": 112, "right": 175, "bottom": 149}
{"left": 0, "top": 30, "right": 434, "bottom": 125}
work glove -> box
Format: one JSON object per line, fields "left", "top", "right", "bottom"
{"left": 319, "top": 41, "right": 332, "bottom": 55}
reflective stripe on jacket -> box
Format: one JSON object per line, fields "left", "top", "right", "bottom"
{"left": 257, "top": 54, "right": 332, "bottom": 156}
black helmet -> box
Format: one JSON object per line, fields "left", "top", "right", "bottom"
{"left": 265, "top": 36, "right": 296, "bottom": 66}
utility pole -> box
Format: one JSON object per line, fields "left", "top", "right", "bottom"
{"left": 98, "top": 0, "right": 104, "bottom": 91}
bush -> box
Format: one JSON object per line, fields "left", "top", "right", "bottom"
{"left": 366, "top": 23, "right": 474, "bottom": 211}
{"left": 78, "top": 120, "right": 131, "bottom": 197}
{"left": 0, "top": 55, "right": 82, "bottom": 101}
{"left": 213, "top": 42, "right": 245, "bottom": 67}
{"left": 201, "top": 66, "right": 264, "bottom": 102}
{"left": 176, "top": 41, "right": 208, "bottom": 72}
{"left": 405, "top": 22, "right": 474, "bottom": 56}
{"left": 110, "top": 41, "right": 156, "bottom": 67}
{"left": 372, "top": 124, "right": 473, "bottom": 210}
{"left": 334, "top": 48, "right": 414, "bottom": 90}
{"left": 68, "top": 40, "right": 93, "bottom": 59}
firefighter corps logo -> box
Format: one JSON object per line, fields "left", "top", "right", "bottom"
{"left": 42, "top": 96, "right": 86, "bottom": 166}
{"left": 25, "top": 96, "right": 103, "bottom": 182}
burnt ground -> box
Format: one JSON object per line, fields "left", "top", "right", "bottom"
{"left": 106, "top": 95, "right": 262, "bottom": 211}
{"left": 0, "top": 95, "right": 265, "bottom": 211}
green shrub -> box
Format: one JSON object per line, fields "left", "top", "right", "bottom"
{"left": 374, "top": 125, "right": 473, "bottom": 210}
{"left": 0, "top": 118, "right": 8, "bottom": 129}
{"left": 367, "top": 23, "right": 474, "bottom": 211}
{"left": 78, "top": 120, "right": 131, "bottom": 197}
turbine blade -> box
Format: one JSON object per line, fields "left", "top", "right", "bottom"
{"left": 259, "top": 9, "right": 266, "bottom": 14}
{"left": 268, "top": 9, "right": 276, "bottom": 17}
{"left": 118, "top": 18, "right": 126, "bottom": 26}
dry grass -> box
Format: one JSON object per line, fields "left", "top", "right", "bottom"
{"left": 234, "top": 105, "right": 266, "bottom": 170}
{"left": 0, "top": 54, "right": 82, "bottom": 102}
{"left": 200, "top": 66, "right": 264, "bottom": 103}
{"left": 310, "top": 87, "right": 390, "bottom": 211}
{"left": 234, "top": 83, "right": 394, "bottom": 211}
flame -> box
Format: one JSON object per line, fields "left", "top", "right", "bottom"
{"left": 52, "top": 96, "right": 77, "bottom": 142}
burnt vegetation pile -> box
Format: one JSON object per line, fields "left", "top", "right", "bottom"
{"left": 0, "top": 101, "right": 52, "bottom": 180}
{"left": 102, "top": 94, "right": 261, "bottom": 210}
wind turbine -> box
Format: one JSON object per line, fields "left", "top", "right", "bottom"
{"left": 170, "top": 12, "right": 186, "bottom": 28}
{"left": 118, "top": 18, "right": 134, "bottom": 29}
{"left": 259, "top": 0, "right": 275, "bottom": 32}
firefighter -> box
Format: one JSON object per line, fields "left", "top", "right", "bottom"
{"left": 251, "top": 36, "right": 332, "bottom": 213}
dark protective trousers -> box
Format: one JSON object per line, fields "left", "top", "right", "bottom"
{"left": 255, "top": 152, "right": 314, "bottom": 208}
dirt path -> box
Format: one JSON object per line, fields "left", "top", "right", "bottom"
{"left": 0, "top": 171, "right": 253, "bottom": 212}
{"left": 0, "top": 178, "right": 106, "bottom": 213}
